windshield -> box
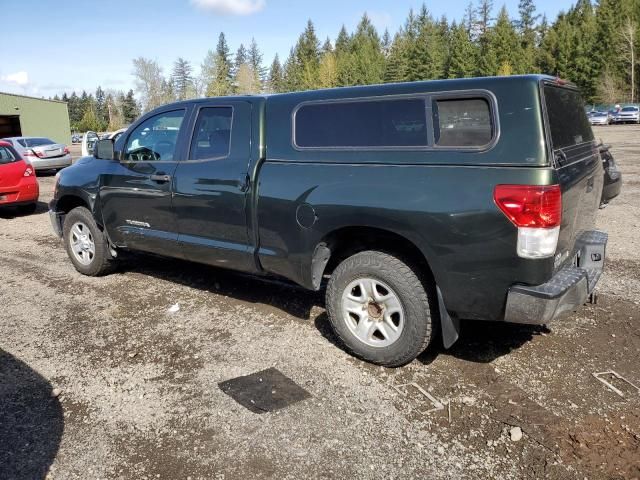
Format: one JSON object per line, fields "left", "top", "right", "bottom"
{"left": 621, "top": 107, "right": 638, "bottom": 112}
{"left": 24, "top": 137, "right": 55, "bottom": 147}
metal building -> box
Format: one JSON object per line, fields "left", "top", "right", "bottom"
{"left": 0, "top": 92, "right": 71, "bottom": 144}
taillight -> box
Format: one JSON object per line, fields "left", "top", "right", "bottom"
{"left": 24, "top": 165, "right": 34, "bottom": 177}
{"left": 63, "top": 146, "right": 70, "bottom": 154}
{"left": 35, "top": 150, "right": 46, "bottom": 158}
{"left": 494, "top": 184, "right": 562, "bottom": 259}
{"left": 23, "top": 149, "right": 37, "bottom": 158}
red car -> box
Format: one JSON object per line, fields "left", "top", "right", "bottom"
{"left": 0, "top": 140, "right": 39, "bottom": 213}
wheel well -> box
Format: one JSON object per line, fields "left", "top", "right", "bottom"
{"left": 56, "top": 195, "right": 89, "bottom": 214}
{"left": 321, "top": 227, "right": 435, "bottom": 286}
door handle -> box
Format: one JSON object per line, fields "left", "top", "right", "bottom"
{"left": 150, "top": 174, "right": 171, "bottom": 183}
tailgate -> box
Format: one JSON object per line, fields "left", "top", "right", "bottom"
{"left": 542, "top": 83, "right": 604, "bottom": 270}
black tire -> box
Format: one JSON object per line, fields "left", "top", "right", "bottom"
{"left": 17, "top": 203, "right": 37, "bottom": 215}
{"left": 62, "top": 206, "right": 115, "bottom": 276}
{"left": 326, "top": 251, "right": 436, "bottom": 367}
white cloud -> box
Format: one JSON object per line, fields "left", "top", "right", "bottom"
{"left": 190, "top": 0, "right": 265, "bottom": 15}
{"left": 1, "top": 71, "right": 29, "bottom": 86}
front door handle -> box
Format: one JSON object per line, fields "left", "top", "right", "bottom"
{"left": 150, "top": 174, "right": 171, "bottom": 183}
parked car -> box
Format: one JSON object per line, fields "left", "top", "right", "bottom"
{"left": 80, "top": 131, "right": 100, "bottom": 157}
{"left": 589, "top": 111, "right": 610, "bottom": 126}
{"left": 0, "top": 140, "right": 39, "bottom": 213}
{"left": 2, "top": 137, "right": 72, "bottom": 172}
{"left": 49, "top": 75, "right": 609, "bottom": 367}
{"left": 72, "top": 134, "right": 81, "bottom": 144}
{"left": 611, "top": 105, "right": 640, "bottom": 124}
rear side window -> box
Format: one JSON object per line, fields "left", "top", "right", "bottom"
{"left": 0, "top": 146, "right": 16, "bottom": 164}
{"left": 189, "top": 107, "right": 232, "bottom": 160}
{"left": 544, "top": 85, "right": 594, "bottom": 150}
{"left": 433, "top": 98, "right": 493, "bottom": 147}
{"left": 294, "top": 98, "right": 428, "bottom": 148}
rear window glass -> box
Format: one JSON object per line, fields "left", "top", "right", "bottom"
{"left": 621, "top": 106, "right": 638, "bottom": 112}
{"left": 295, "top": 98, "right": 428, "bottom": 148}
{"left": 0, "top": 145, "right": 16, "bottom": 164}
{"left": 433, "top": 98, "right": 493, "bottom": 147}
{"left": 544, "top": 85, "right": 594, "bottom": 150}
{"left": 24, "top": 137, "right": 55, "bottom": 147}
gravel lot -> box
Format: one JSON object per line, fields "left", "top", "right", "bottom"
{"left": 1, "top": 126, "right": 639, "bottom": 480}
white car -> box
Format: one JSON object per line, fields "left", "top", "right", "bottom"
{"left": 611, "top": 106, "right": 640, "bottom": 124}
{"left": 2, "top": 136, "right": 72, "bottom": 171}
{"left": 81, "top": 129, "right": 127, "bottom": 156}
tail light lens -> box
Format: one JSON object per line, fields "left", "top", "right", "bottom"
{"left": 63, "top": 146, "right": 70, "bottom": 154}
{"left": 35, "top": 150, "right": 46, "bottom": 158}
{"left": 23, "top": 149, "right": 37, "bottom": 158}
{"left": 494, "top": 185, "right": 562, "bottom": 259}
{"left": 24, "top": 165, "right": 34, "bottom": 177}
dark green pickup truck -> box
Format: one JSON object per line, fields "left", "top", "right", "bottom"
{"left": 50, "top": 75, "right": 612, "bottom": 366}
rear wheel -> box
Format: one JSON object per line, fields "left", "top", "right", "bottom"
{"left": 326, "top": 251, "right": 435, "bottom": 367}
{"left": 63, "top": 206, "right": 115, "bottom": 276}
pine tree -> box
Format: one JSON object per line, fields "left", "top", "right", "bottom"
{"left": 448, "top": 21, "right": 477, "bottom": 78}
{"left": 348, "top": 14, "right": 386, "bottom": 85}
{"left": 267, "top": 54, "right": 284, "bottom": 93}
{"left": 95, "top": 86, "right": 108, "bottom": 127}
{"left": 517, "top": 0, "right": 540, "bottom": 73}
{"left": 384, "top": 32, "right": 408, "bottom": 83}
{"left": 491, "top": 6, "right": 521, "bottom": 75}
{"left": 205, "top": 33, "right": 233, "bottom": 97}
{"left": 172, "top": 57, "right": 194, "bottom": 100}
{"left": 121, "top": 89, "right": 139, "bottom": 124}
{"left": 248, "top": 38, "right": 266, "bottom": 91}
{"left": 293, "top": 20, "right": 321, "bottom": 90}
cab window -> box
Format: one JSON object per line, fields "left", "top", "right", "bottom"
{"left": 124, "top": 110, "right": 185, "bottom": 161}
{"left": 189, "top": 107, "right": 233, "bottom": 160}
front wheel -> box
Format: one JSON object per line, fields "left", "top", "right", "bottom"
{"left": 63, "top": 206, "right": 115, "bottom": 276}
{"left": 326, "top": 251, "right": 436, "bottom": 367}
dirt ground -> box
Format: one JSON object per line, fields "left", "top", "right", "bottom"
{"left": 0, "top": 126, "right": 639, "bottom": 480}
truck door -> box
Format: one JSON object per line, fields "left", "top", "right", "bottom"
{"left": 172, "top": 101, "right": 256, "bottom": 272}
{"left": 100, "top": 107, "right": 189, "bottom": 255}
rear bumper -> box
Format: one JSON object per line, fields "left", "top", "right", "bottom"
{"left": 30, "top": 154, "right": 72, "bottom": 171}
{"left": 504, "top": 231, "right": 607, "bottom": 325}
{"left": 0, "top": 179, "right": 39, "bottom": 206}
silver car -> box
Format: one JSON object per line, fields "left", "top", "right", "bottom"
{"left": 2, "top": 136, "right": 73, "bottom": 171}
{"left": 589, "top": 111, "right": 610, "bottom": 126}
{"left": 611, "top": 106, "right": 640, "bottom": 124}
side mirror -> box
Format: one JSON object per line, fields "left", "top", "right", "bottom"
{"left": 95, "top": 138, "right": 115, "bottom": 160}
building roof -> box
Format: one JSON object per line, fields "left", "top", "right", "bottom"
{"left": 0, "top": 91, "right": 67, "bottom": 104}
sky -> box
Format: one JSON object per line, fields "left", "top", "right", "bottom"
{"left": 1, "top": 0, "right": 574, "bottom": 98}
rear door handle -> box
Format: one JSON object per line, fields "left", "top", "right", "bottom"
{"left": 150, "top": 174, "right": 171, "bottom": 183}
